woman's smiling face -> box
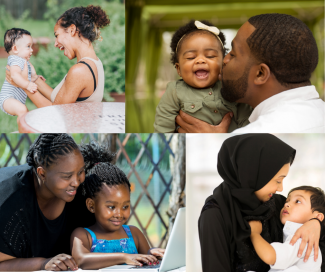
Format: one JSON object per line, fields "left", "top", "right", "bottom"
{"left": 254, "top": 163, "right": 291, "bottom": 202}
{"left": 54, "top": 23, "right": 76, "bottom": 60}
{"left": 42, "top": 149, "right": 86, "bottom": 202}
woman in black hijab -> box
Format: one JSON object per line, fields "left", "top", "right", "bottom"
{"left": 198, "top": 134, "right": 324, "bottom": 272}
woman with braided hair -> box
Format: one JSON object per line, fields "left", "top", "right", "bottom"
{"left": 5, "top": 5, "right": 109, "bottom": 107}
{"left": 70, "top": 142, "right": 165, "bottom": 269}
{"left": 0, "top": 134, "right": 95, "bottom": 271}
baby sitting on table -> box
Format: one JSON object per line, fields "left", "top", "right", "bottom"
{"left": 249, "top": 186, "right": 324, "bottom": 272}
{"left": 0, "top": 28, "right": 44, "bottom": 123}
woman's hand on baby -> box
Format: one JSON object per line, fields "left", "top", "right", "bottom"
{"left": 5, "top": 65, "right": 19, "bottom": 88}
{"left": 290, "top": 219, "right": 321, "bottom": 262}
{"left": 248, "top": 220, "right": 262, "bottom": 235}
{"left": 148, "top": 247, "right": 165, "bottom": 259}
{"left": 124, "top": 253, "right": 158, "bottom": 266}
{"left": 43, "top": 254, "right": 78, "bottom": 271}
{"left": 26, "top": 81, "right": 37, "bottom": 93}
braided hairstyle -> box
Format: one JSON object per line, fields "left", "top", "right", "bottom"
{"left": 79, "top": 141, "right": 130, "bottom": 199}
{"left": 26, "top": 134, "right": 79, "bottom": 169}
{"left": 57, "top": 5, "right": 110, "bottom": 42}
{"left": 170, "top": 20, "right": 228, "bottom": 65}
{"left": 247, "top": 14, "right": 318, "bottom": 88}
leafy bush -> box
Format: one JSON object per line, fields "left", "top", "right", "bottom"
{"left": 30, "top": 42, "right": 74, "bottom": 91}
{"left": 0, "top": 6, "right": 15, "bottom": 47}
{"left": 31, "top": 0, "right": 125, "bottom": 101}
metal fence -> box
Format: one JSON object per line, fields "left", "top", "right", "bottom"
{"left": 0, "top": 133, "right": 176, "bottom": 247}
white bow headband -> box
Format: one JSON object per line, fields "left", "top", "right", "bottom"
{"left": 176, "top": 20, "right": 224, "bottom": 53}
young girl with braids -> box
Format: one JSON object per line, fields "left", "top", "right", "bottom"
{"left": 70, "top": 142, "right": 165, "bottom": 270}
{"left": 0, "top": 134, "right": 95, "bottom": 271}
{"left": 5, "top": 5, "right": 109, "bottom": 107}
{"left": 154, "top": 20, "right": 252, "bottom": 133}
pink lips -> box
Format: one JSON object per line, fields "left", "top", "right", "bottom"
{"left": 195, "top": 70, "right": 209, "bottom": 79}
{"left": 66, "top": 189, "right": 76, "bottom": 196}
{"left": 110, "top": 220, "right": 122, "bottom": 226}
{"left": 282, "top": 209, "right": 289, "bottom": 215}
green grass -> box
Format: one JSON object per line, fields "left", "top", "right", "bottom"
{"left": 0, "top": 59, "right": 37, "bottom": 132}
{"left": 11, "top": 19, "right": 54, "bottom": 38}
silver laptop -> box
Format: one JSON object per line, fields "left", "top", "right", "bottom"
{"left": 100, "top": 207, "right": 186, "bottom": 272}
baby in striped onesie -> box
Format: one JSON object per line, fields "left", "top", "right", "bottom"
{"left": 0, "top": 28, "right": 38, "bottom": 120}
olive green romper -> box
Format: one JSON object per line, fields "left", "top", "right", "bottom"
{"left": 154, "top": 79, "right": 252, "bottom": 133}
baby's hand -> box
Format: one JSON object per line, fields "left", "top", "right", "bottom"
{"left": 26, "top": 81, "right": 37, "bottom": 93}
{"left": 124, "top": 253, "right": 158, "bottom": 266}
{"left": 148, "top": 247, "right": 165, "bottom": 259}
{"left": 249, "top": 220, "right": 262, "bottom": 235}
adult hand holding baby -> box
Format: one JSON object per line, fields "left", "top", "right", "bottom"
{"left": 6, "top": 62, "right": 45, "bottom": 89}
{"left": 176, "top": 110, "right": 233, "bottom": 133}
{"left": 5, "top": 62, "right": 27, "bottom": 88}
{"left": 289, "top": 219, "right": 321, "bottom": 262}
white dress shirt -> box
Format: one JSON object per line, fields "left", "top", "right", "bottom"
{"left": 269, "top": 221, "right": 322, "bottom": 272}
{"left": 233, "top": 85, "right": 325, "bottom": 133}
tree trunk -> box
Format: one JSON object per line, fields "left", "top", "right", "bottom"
{"left": 98, "top": 134, "right": 118, "bottom": 164}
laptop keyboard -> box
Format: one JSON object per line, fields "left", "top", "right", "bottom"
{"left": 130, "top": 263, "right": 161, "bottom": 269}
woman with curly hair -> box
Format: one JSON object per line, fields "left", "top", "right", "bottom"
{"left": 6, "top": 5, "right": 109, "bottom": 106}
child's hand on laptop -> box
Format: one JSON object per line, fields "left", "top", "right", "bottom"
{"left": 148, "top": 248, "right": 165, "bottom": 259}
{"left": 124, "top": 254, "right": 158, "bottom": 266}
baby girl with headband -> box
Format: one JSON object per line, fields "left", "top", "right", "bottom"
{"left": 154, "top": 20, "right": 252, "bottom": 133}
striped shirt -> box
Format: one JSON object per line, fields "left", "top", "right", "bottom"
{"left": 0, "top": 55, "right": 31, "bottom": 115}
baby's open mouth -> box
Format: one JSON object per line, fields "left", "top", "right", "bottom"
{"left": 195, "top": 70, "right": 209, "bottom": 79}
{"left": 59, "top": 46, "right": 65, "bottom": 51}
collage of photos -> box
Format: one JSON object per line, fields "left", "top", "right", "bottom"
{"left": 0, "top": 0, "right": 324, "bottom": 272}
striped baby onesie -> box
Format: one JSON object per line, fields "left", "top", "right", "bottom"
{"left": 0, "top": 55, "right": 31, "bottom": 116}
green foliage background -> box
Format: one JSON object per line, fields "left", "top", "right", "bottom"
{"left": 33, "top": 0, "right": 125, "bottom": 101}
{"left": 0, "top": 0, "right": 125, "bottom": 131}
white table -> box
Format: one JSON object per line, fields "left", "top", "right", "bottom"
{"left": 19, "top": 102, "right": 125, "bottom": 133}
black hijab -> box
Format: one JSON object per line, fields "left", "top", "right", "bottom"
{"left": 205, "top": 134, "right": 296, "bottom": 257}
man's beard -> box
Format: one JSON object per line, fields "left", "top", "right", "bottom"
{"left": 220, "top": 68, "right": 249, "bottom": 103}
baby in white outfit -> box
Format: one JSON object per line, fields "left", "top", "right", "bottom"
{"left": 249, "top": 186, "right": 324, "bottom": 272}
